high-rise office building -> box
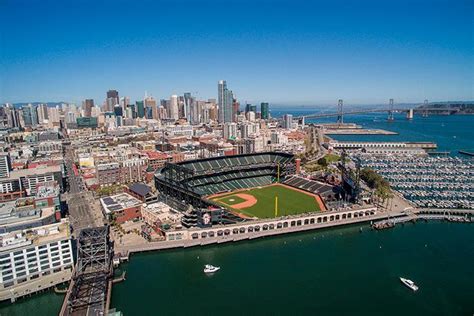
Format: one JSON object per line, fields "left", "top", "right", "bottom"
{"left": 0, "top": 107, "right": 8, "bottom": 127}
{"left": 120, "top": 96, "right": 130, "bottom": 116}
{"left": 47, "top": 107, "right": 60, "bottom": 126}
{"left": 218, "top": 81, "right": 226, "bottom": 122}
{"left": 232, "top": 99, "right": 240, "bottom": 122}
{"left": 136, "top": 101, "right": 145, "bottom": 118}
{"left": 114, "top": 104, "right": 123, "bottom": 117}
{"left": 37, "top": 104, "right": 49, "bottom": 124}
{"left": 66, "top": 111, "right": 77, "bottom": 124}
{"left": 5, "top": 105, "right": 20, "bottom": 128}
{"left": 283, "top": 114, "right": 293, "bottom": 129}
{"left": 184, "top": 92, "right": 192, "bottom": 122}
{"left": 218, "top": 80, "right": 233, "bottom": 123}
{"left": 245, "top": 103, "right": 252, "bottom": 113}
{"left": 107, "top": 90, "right": 119, "bottom": 103}
{"left": 83, "top": 99, "right": 94, "bottom": 117}
{"left": 144, "top": 96, "right": 157, "bottom": 120}
{"left": 250, "top": 105, "right": 257, "bottom": 113}
{"left": 169, "top": 95, "right": 179, "bottom": 120}
{"left": 106, "top": 90, "right": 119, "bottom": 112}
{"left": 261, "top": 102, "right": 269, "bottom": 119}
{"left": 178, "top": 96, "right": 185, "bottom": 118}
{"left": 21, "top": 104, "right": 38, "bottom": 127}
{"left": 191, "top": 100, "right": 204, "bottom": 124}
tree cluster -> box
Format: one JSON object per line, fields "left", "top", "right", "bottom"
{"left": 360, "top": 168, "right": 392, "bottom": 202}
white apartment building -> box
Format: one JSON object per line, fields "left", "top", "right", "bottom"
{"left": 0, "top": 220, "right": 73, "bottom": 302}
{"left": 223, "top": 122, "right": 238, "bottom": 140}
{"left": 166, "top": 125, "right": 193, "bottom": 137}
{"left": 0, "top": 154, "right": 10, "bottom": 179}
{"left": 38, "top": 141, "right": 63, "bottom": 154}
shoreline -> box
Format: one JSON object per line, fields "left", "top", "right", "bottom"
{"left": 114, "top": 208, "right": 473, "bottom": 259}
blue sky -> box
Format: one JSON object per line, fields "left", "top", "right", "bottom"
{"left": 1, "top": 0, "right": 473, "bottom": 105}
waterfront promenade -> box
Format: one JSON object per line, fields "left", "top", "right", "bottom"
{"left": 114, "top": 207, "right": 380, "bottom": 255}
{"left": 114, "top": 206, "right": 473, "bottom": 257}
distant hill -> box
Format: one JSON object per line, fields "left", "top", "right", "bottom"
{"left": 417, "top": 101, "right": 474, "bottom": 114}
{"left": 418, "top": 101, "right": 474, "bottom": 108}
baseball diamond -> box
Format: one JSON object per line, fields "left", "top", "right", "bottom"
{"left": 209, "top": 183, "right": 326, "bottom": 218}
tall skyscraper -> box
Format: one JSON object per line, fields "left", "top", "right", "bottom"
{"left": 107, "top": 90, "right": 119, "bottom": 102}
{"left": 83, "top": 99, "right": 94, "bottom": 117}
{"left": 261, "top": 102, "right": 269, "bottom": 119}
{"left": 184, "top": 92, "right": 192, "bottom": 122}
{"left": 120, "top": 96, "right": 130, "bottom": 113}
{"left": 21, "top": 104, "right": 38, "bottom": 127}
{"left": 245, "top": 104, "right": 252, "bottom": 113}
{"left": 5, "top": 105, "right": 20, "bottom": 128}
{"left": 191, "top": 100, "right": 204, "bottom": 124}
{"left": 106, "top": 90, "right": 119, "bottom": 112}
{"left": 136, "top": 101, "right": 145, "bottom": 118}
{"left": 114, "top": 104, "right": 123, "bottom": 117}
{"left": 37, "top": 104, "right": 49, "bottom": 124}
{"left": 47, "top": 107, "right": 60, "bottom": 125}
{"left": 144, "top": 96, "right": 157, "bottom": 119}
{"left": 0, "top": 107, "right": 8, "bottom": 127}
{"left": 66, "top": 111, "right": 77, "bottom": 124}
{"left": 283, "top": 114, "right": 293, "bottom": 129}
{"left": 178, "top": 96, "right": 186, "bottom": 118}
{"left": 169, "top": 95, "right": 179, "bottom": 120}
{"left": 232, "top": 98, "right": 240, "bottom": 122}
{"left": 218, "top": 80, "right": 233, "bottom": 123}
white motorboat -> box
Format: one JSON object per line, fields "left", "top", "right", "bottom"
{"left": 204, "top": 264, "right": 220, "bottom": 273}
{"left": 400, "top": 277, "right": 418, "bottom": 291}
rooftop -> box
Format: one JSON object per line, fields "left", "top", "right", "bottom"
{"left": 128, "top": 183, "right": 152, "bottom": 197}
{"left": 0, "top": 219, "right": 70, "bottom": 252}
{"left": 9, "top": 164, "right": 62, "bottom": 179}
{"left": 144, "top": 151, "right": 169, "bottom": 159}
{"left": 100, "top": 193, "right": 142, "bottom": 214}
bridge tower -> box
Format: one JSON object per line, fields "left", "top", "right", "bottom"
{"left": 336, "top": 99, "right": 343, "bottom": 125}
{"left": 422, "top": 99, "right": 429, "bottom": 117}
{"left": 387, "top": 98, "right": 394, "bottom": 121}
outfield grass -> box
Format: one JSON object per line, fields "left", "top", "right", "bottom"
{"left": 211, "top": 184, "right": 321, "bottom": 218}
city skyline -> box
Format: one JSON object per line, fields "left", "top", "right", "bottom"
{"left": 1, "top": 0, "right": 473, "bottom": 105}
{"left": 1, "top": 1, "right": 473, "bottom": 314}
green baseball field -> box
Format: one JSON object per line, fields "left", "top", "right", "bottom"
{"left": 210, "top": 184, "right": 324, "bottom": 219}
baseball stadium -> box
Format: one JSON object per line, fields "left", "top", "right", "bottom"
{"left": 155, "top": 152, "right": 336, "bottom": 227}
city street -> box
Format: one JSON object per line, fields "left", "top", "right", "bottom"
{"left": 64, "top": 145, "right": 104, "bottom": 235}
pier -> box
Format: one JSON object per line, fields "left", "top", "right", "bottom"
{"left": 323, "top": 129, "right": 398, "bottom": 135}
{"left": 330, "top": 141, "right": 437, "bottom": 150}
{"left": 372, "top": 209, "right": 473, "bottom": 229}
{"left": 459, "top": 150, "right": 474, "bottom": 157}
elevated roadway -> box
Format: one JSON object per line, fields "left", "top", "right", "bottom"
{"left": 296, "top": 107, "right": 459, "bottom": 120}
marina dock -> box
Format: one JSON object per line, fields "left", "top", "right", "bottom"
{"left": 459, "top": 150, "right": 474, "bottom": 157}
{"left": 323, "top": 128, "right": 398, "bottom": 135}
{"left": 354, "top": 154, "right": 474, "bottom": 209}
{"left": 372, "top": 209, "right": 473, "bottom": 230}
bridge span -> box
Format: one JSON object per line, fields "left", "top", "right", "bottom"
{"left": 296, "top": 107, "right": 458, "bottom": 120}
{"left": 59, "top": 226, "right": 114, "bottom": 316}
